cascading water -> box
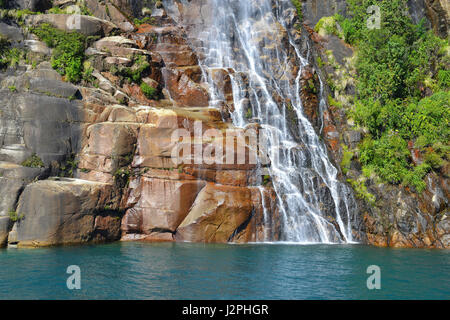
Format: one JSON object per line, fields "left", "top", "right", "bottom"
{"left": 163, "top": 0, "right": 357, "bottom": 243}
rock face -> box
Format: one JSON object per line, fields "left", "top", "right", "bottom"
{"left": 0, "top": 0, "right": 447, "bottom": 248}
{"left": 305, "top": 0, "right": 449, "bottom": 248}
{"left": 424, "top": 0, "right": 450, "bottom": 38}
{"left": 13, "top": 178, "right": 121, "bottom": 247}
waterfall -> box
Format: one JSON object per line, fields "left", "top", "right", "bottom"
{"left": 163, "top": 0, "right": 356, "bottom": 243}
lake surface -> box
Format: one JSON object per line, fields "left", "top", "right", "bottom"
{"left": 0, "top": 242, "right": 448, "bottom": 299}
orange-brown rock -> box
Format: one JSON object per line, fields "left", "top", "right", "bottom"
{"left": 175, "top": 183, "right": 257, "bottom": 243}
{"left": 122, "top": 177, "right": 206, "bottom": 234}
{"left": 162, "top": 68, "right": 209, "bottom": 107}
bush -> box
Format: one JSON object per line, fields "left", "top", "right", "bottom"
{"left": 140, "top": 82, "right": 157, "bottom": 100}
{"left": 0, "top": 37, "right": 25, "bottom": 69}
{"left": 342, "top": 0, "right": 449, "bottom": 193}
{"left": 8, "top": 210, "right": 23, "bottom": 222}
{"left": 290, "top": 0, "right": 303, "bottom": 21}
{"left": 22, "top": 154, "right": 45, "bottom": 168}
{"left": 31, "top": 23, "right": 87, "bottom": 83}
{"left": 340, "top": 144, "right": 354, "bottom": 174}
{"left": 347, "top": 178, "right": 376, "bottom": 205}
{"left": 360, "top": 133, "right": 410, "bottom": 184}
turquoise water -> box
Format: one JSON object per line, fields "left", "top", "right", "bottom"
{"left": 0, "top": 242, "right": 448, "bottom": 300}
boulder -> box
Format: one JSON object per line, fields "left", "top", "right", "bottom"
{"left": 84, "top": 0, "right": 135, "bottom": 32}
{"left": 26, "top": 14, "right": 117, "bottom": 36}
{"left": 162, "top": 68, "right": 209, "bottom": 107}
{"left": 14, "top": 178, "right": 121, "bottom": 247}
{"left": 175, "top": 183, "right": 256, "bottom": 243}
{"left": 122, "top": 177, "right": 206, "bottom": 233}
{"left": 0, "top": 162, "right": 47, "bottom": 217}
{"left": 78, "top": 122, "right": 138, "bottom": 180}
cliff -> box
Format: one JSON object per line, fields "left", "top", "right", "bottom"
{"left": 0, "top": 0, "right": 448, "bottom": 248}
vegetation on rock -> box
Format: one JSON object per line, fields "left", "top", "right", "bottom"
{"left": 140, "top": 82, "right": 157, "bottom": 99}
{"left": 31, "top": 23, "right": 87, "bottom": 83}
{"left": 22, "top": 154, "right": 45, "bottom": 168}
{"left": 0, "top": 36, "right": 24, "bottom": 69}
{"left": 333, "top": 0, "right": 449, "bottom": 192}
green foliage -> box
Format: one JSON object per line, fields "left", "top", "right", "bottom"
{"left": 340, "top": 0, "right": 449, "bottom": 193}
{"left": 0, "top": 37, "right": 25, "bottom": 69}
{"left": 437, "top": 69, "right": 450, "bottom": 88}
{"left": 134, "top": 17, "right": 155, "bottom": 27}
{"left": 263, "top": 175, "right": 271, "bottom": 186}
{"left": 340, "top": 144, "right": 354, "bottom": 174}
{"left": 22, "top": 154, "right": 44, "bottom": 168}
{"left": 8, "top": 210, "right": 23, "bottom": 222}
{"left": 359, "top": 131, "right": 433, "bottom": 192}
{"left": 47, "top": 7, "right": 65, "bottom": 14}
{"left": 31, "top": 23, "right": 87, "bottom": 83}
{"left": 120, "top": 55, "right": 151, "bottom": 83}
{"left": 346, "top": 178, "right": 376, "bottom": 205}
{"left": 140, "top": 82, "right": 158, "bottom": 100}
{"left": 114, "top": 168, "right": 131, "bottom": 188}
{"left": 60, "top": 155, "right": 79, "bottom": 178}
{"left": 360, "top": 134, "right": 410, "bottom": 184}
{"left": 8, "top": 85, "right": 16, "bottom": 92}
{"left": 315, "top": 16, "right": 343, "bottom": 38}
{"left": 339, "top": 0, "right": 448, "bottom": 102}
{"left": 354, "top": 92, "right": 449, "bottom": 144}
{"left": 290, "top": 0, "right": 303, "bottom": 21}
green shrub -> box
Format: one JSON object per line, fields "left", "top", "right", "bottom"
{"left": 31, "top": 23, "right": 87, "bottom": 83}
{"left": 0, "top": 37, "right": 25, "bottom": 69}
{"left": 340, "top": 144, "right": 354, "bottom": 174}
{"left": 140, "top": 82, "right": 157, "bottom": 100}
{"left": 342, "top": 0, "right": 449, "bottom": 194}
{"left": 347, "top": 178, "right": 376, "bottom": 205}
{"left": 8, "top": 210, "right": 23, "bottom": 222}
{"left": 22, "top": 154, "right": 45, "bottom": 168}
{"left": 360, "top": 133, "right": 410, "bottom": 184}
{"left": 315, "top": 16, "right": 343, "bottom": 38}
{"left": 402, "top": 163, "right": 430, "bottom": 192}
{"left": 134, "top": 17, "right": 155, "bottom": 27}
{"left": 121, "top": 55, "right": 150, "bottom": 83}
{"left": 437, "top": 69, "right": 450, "bottom": 89}
{"left": 290, "top": 0, "right": 303, "bottom": 21}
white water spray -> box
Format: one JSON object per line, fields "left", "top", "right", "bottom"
{"left": 164, "top": 0, "right": 356, "bottom": 243}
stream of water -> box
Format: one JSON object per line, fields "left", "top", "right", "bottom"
{"left": 164, "top": 0, "right": 357, "bottom": 243}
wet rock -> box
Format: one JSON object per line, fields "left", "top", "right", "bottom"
{"left": 162, "top": 68, "right": 209, "bottom": 107}
{"left": 0, "top": 88, "right": 84, "bottom": 165}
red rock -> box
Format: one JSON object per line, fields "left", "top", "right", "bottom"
{"left": 175, "top": 183, "right": 256, "bottom": 243}
{"left": 122, "top": 177, "right": 206, "bottom": 233}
